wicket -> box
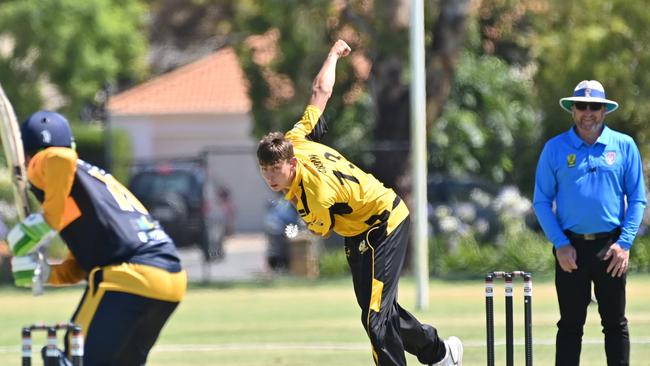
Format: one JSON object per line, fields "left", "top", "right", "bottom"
{"left": 485, "top": 271, "right": 533, "bottom": 366}
{"left": 21, "top": 323, "right": 83, "bottom": 366}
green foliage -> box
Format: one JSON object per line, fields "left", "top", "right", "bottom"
{"left": 630, "top": 235, "right": 650, "bottom": 273}
{"left": 435, "top": 228, "right": 553, "bottom": 277}
{"left": 109, "top": 128, "right": 133, "bottom": 183}
{"left": 532, "top": 0, "right": 650, "bottom": 158}
{"left": 318, "top": 248, "right": 349, "bottom": 278}
{"left": 230, "top": 0, "right": 374, "bottom": 166}
{"left": 230, "top": 1, "right": 533, "bottom": 188}
{"left": 72, "top": 123, "right": 105, "bottom": 165}
{"left": 231, "top": 1, "right": 350, "bottom": 133}
{"left": 0, "top": 168, "right": 15, "bottom": 202}
{"left": 0, "top": 0, "right": 148, "bottom": 119}
{"left": 0, "top": 168, "right": 19, "bottom": 226}
{"left": 473, "top": 0, "right": 540, "bottom": 66}
{"left": 72, "top": 123, "right": 132, "bottom": 182}
{"left": 432, "top": 50, "right": 540, "bottom": 190}
{"left": 435, "top": 236, "right": 498, "bottom": 277}
{"left": 435, "top": 226, "right": 650, "bottom": 277}
{"left": 499, "top": 229, "right": 554, "bottom": 273}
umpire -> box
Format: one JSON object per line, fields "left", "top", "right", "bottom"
{"left": 533, "top": 80, "right": 647, "bottom": 366}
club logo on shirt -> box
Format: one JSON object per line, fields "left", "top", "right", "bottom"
{"left": 358, "top": 240, "right": 369, "bottom": 254}
{"left": 604, "top": 151, "right": 617, "bottom": 165}
{"left": 567, "top": 154, "right": 576, "bottom": 168}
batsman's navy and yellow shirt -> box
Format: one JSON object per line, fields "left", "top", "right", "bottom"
{"left": 284, "top": 105, "right": 408, "bottom": 237}
{"left": 27, "top": 147, "right": 185, "bottom": 302}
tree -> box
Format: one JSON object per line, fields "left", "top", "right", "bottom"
{"left": 431, "top": 1, "right": 543, "bottom": 193}
{"left": 532, "top": 0, "right": 650, "bottom": 158}
{"left": 144, "top": 0, "right": 234, "bottom": 74}
{"left": 0, "top": 0, "right": 149, "bottom": 120}
{"left": 145, "top": 0, "right": 543, "bottom": 194}
{"left": 432, "top": 50, "right": 540, "bottom": 192}
{"left": 229, "top": 1, "right": 546, "bottom": 193}
{"left": 227, "top": 0, "right": 475, "bottom": 192}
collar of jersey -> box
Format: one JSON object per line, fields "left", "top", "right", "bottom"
{"left": 568, "top": 124, "right": 612, "bottom": 148}
{"left": 284, "top": 159, "right": 304, "bottom": 201}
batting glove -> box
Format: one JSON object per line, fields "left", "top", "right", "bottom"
{"left": 7, "top": 213, "right": 55, "bottom": 256}
{"left": 11, "top": 253, "right": 50, "bottom": 288}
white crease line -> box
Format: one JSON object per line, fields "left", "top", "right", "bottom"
{"left": 3, "top": 338, "right": 650, "bottom": 354}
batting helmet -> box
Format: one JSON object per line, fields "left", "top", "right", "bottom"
{"left": 21, "top": 111, "right": 75, "bottom": 154}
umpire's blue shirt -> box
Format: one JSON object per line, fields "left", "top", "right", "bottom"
{"left": 533, "top": 125, "right": 647, "bottom": 250}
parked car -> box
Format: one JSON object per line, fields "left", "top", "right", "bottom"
{"left": 128, "top": 159, "right": 226, "bottom": 262}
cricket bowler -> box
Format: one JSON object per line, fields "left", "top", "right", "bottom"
{"left": 257, "top": 39, "right": 463, "bottom": 366}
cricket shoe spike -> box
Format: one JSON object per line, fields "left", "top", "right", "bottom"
{"left": 431, "top": 336, "right": 463, "bottom": 366}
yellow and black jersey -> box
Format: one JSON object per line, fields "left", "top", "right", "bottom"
{"left": 284, "top": 105, "right": 409, "bottom": 237}
{"left": 27, "top": 147, "right": 182, "bottom": 276}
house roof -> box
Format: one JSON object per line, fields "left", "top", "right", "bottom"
{"left": 108, "top": 48, "right": 251, "bottom": 115}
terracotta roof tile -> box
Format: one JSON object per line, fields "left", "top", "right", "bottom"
{"left": 108, "top": 48, "right": 251, "bottom": 115}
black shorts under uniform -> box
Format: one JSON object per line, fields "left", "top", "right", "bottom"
{"left": 345, "top": 216, "right": 446, "bottom": 366}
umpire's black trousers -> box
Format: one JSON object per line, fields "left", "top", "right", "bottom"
{"left": 554, "top": 230, "right": 629, "bottom": 366}
{"left": 345, "top": 216, "right": 446, "bottom": 366}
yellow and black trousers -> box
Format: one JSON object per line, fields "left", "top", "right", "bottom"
{"left": 66, "top": 263, "right": 187, "bottom": 365}
{"left": 345, "top": 216, "right": 446, "bottom": 366}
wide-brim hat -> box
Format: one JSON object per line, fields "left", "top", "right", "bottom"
{"left": 559, "top": 80, "right": 619, "bottom": 114}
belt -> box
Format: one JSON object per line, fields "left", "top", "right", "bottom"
{"left": 565, "top": 228, "right": 620, "bottom": 241}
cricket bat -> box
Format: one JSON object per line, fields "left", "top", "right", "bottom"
{"left": 0, "top": 82, "right": 45, "bottom": 296}
{"left": 0, "top": 83, "right": 29, "bottom": 218}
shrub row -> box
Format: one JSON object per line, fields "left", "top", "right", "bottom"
{"left": 318, "top": 228, "right": 650, "bottom": 278}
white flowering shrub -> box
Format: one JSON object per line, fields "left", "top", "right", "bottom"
{"left": 429, "top": 182, "right": 536, "bottom": 249}
{"left": 428, "top": 181, "right": 556, "bottom": 276}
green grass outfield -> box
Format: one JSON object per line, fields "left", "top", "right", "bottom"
{"left": 1, "top": 274, "right": 649, "bottom": 365}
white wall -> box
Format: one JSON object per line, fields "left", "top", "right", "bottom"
{"left": 204, "top": 145, "right": 276, "bottom": 233}
{"left": 111, "top": 116, "right": 155, "bottom": 158}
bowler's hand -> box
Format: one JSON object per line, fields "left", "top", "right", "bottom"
{"left": 329, "top": 40, "right": 351, "bottom": 59}
{"left": 602, "top": 243, "right": 629, "bottom": 277}
{"left": 556, "top": 244, "right": 578, "bottom": 272}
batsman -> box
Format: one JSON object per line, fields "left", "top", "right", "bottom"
{"left": 7, "top": 111, "right": 186, "bottom": 365}
{"left": 257, "top": 39, "right": 463, "bottom": 366}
